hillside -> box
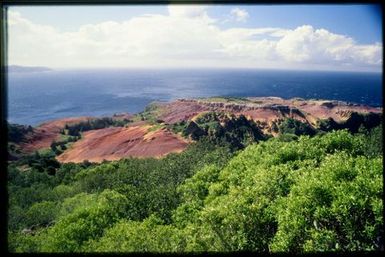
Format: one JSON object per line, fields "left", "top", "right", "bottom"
{"left": 7, "top": 96, "right": 383, "bottom": 253}
{"left": 145, "top": 96, "right": 381, "bottom": 127}
{"left": 8, "top": 97, "right": 382, "bottom": 164}
{"left": 8, "top": 127, "right": 383, "bottom": 252}
{"left": 56, "top": 125, "right": 189, "bottom": 163}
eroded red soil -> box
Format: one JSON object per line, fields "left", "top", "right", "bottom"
{"left": 20, "top": 117, "right": 95, "bottom": 153}
{"left": 17, "top": 97, "right": 381, "bottom": 162}
{"left": 56, "top": 125, "right": 189, "bottom": 163}
{"left": 156, "top": 97, "right": 381, "bottom": 125}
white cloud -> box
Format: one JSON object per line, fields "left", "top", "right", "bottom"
{"left": 275, "top": 25, "right": 382, "bottom": 66}
{"left": 7, "top": 7, "right": 382, "bottom": 71}
{"left": 230, "top": 8, "right": 249, "bottom": 22}
{"left": 168, "top": 5, "right": 208, "bottom": 18}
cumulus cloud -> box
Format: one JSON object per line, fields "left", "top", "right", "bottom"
{"left": 168, "top": 5, "right": 208, "bottom": 18}
{"left": 7, "top": 7, "right": 382, "bottom": 71}
{"left": 230, "top": 8, "right": 249, "bottom": 22}
{"left": 275, "top": 25, "right": 382, "bottom": 66}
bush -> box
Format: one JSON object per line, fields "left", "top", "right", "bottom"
{"left": 40, "top": 190, "right": 128, "bottom": 252}
{"left": 278, "top": 118, "right": 316, "bottom": 136}
{"left": 8, "top": 126, "right": 382, "bottom": 253}
{"left": 85, "top": 215, "right": 185, "bottom": 252}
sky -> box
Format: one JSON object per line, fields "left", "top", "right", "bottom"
{"left": 6, "top": 4, "right": 383, "bottom": 72}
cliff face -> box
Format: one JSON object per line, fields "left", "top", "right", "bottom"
{"left": 10, "top": 97, "right": 382, "bottom": 163}
{"left": 153, "top": 97, "right": 381, "bottom": 127}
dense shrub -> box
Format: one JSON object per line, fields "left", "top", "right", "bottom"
{"left": 65, "top": 117, "right": 132, "bottom": 136}
{"left": 278, "top": 118, "right": 316, "bottom": 136}
{"left": 8, "top": 126, "right": 383, "bottom": 253}
{"left": 184, "top": 112, "right": 267, "bottom": 150}
{"left": 8, "top": 123, "right": 33, "bottom": 143}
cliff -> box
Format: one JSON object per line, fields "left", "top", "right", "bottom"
{"left": 8, "top": 97, "right": 382, "bottom": 163}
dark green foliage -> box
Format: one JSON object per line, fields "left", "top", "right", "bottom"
{"left": 84, "top": 215, "right": 186, "bottom": 252}
{"left": 344, "top": 112, "right": 382, "bottom": 133}
{"left": 278, "top": 118, "right": 316, "bottom": 136}
{"left": 137, "top": 103, "right": 161, "bottom": 123}
{"left": 8, "top": 139, "right": 233, "bottom": 252}
{"left": 173, "top": 129, "right": 383, "bottom": 252}
{"left": 27, "top": 153, "right": 60, "bottom": 174}
{"left": 50, "top": 136, "right": 78, "bottom": 156}
{"left": 276, "top": 133, "right": 299, "bottom": 142}
{"left": 183, "top": 112, "right": 267, "bottom": 150}
{"left": 8, "top": 123, "right": 34, "bottom": 159}
{"left": 362, "top": 124, "right": 383, "bottom": 157}
{"left": 318, "top": 117, "right": 340, "bottom": 132}
{"left": 8, "top": 150, "right": 61, "bottom": 175}
{"left": 74, "top": 140, "right": 233, "bottom": 223}
{"left": 8, "top": 122, "right": 33, "bottom": 143}
{"left": 183, "top": 121, "right": 206, "bottom": 140}
{"left": 65, "top": 117, "right": 132, "bottom": 136}
{"left": 317, "top": 112, "right": 382, "bottom": 133}
{"left": 169, "top": 120, "right": 188, "bottom": 134}
{"left": 24, "top": 201, "right": 58, "bottom": 228}
{"left": 40, "top": 190, "right": 128, "bottom": 252}
{"left": 7, "top": 124, "right": 383, "bottom": 253}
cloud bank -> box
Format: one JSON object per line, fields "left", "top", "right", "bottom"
{"left": 7, "top": 6, "right": 382, "bottom": 71}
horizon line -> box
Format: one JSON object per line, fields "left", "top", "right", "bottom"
{"left": 7, "top": 64, "right": 383, "bottom": 74}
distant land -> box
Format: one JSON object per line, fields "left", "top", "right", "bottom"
{"left": 7, "top": 65, "right": 52, "bottom": 73}
{"left": 8, "top": 96, "right": 382, "bottom": 163}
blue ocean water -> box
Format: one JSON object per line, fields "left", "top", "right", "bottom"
{"left": 7, "top": 68, "right": 382, "bottom": 126}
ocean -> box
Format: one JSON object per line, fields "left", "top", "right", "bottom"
{"left": 7, "top": 68, "right": 382, "bottom": 126}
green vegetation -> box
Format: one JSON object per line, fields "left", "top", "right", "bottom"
{"left": 7, "top": 123, "right": 34, "bottom": 159}
{"left": 317, "top": 112, "right": 381, "bottom": 133}
{"left": 64, "top": 117, "right": 132, "bottom": 137}
{"left": 137, "top": 102, "right": 163, "bottom": 124}
{"left": 7, "top": 117, "right": 132, "bottom": 160}
{"left": 6, "top": 102, "right": 383, "bottom": 253}
{"left": 50, "top": 135, "right": 79, "bottom": 156}
{"left": 8, "top": 122, "right": 34, "bottom": 143}
{"left": 278, "top": 118, "right": 316, "bottom": 136}
{"left": 48, "top": 117, "right": 133, "bottom": 156}
{"left": 168, "top": 120, "right": 188, "bottom": 134}
{"left": 8, "top": 139, "right": 233, "bottom": 252}
{"left": 8, "top": 120, "right": 383, "bottom": 252}
{"left": 147, "top": 123, "right": 164, "bottom": 132}
{"left": 182, "top": 112, "right": 268, "bottom": 150}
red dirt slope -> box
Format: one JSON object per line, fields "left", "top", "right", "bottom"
{"left": 56, "top": 125, "right": 189, "bottom": 163}
{"left": 20, "top": 117, "right": 94, "bottom": 153}
{"left": 155, "top": 98, "right": 381, "bottom": 126}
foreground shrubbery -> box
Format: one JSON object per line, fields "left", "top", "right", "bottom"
{"left": 8, "top": 126, "right": 383, "bottom": 253}
{"left": 8, "top": 139, "right": 233, "bottom": 252}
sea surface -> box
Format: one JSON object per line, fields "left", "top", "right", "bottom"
{"left": 7, "top": 68, "right": 382, "bottom": 126}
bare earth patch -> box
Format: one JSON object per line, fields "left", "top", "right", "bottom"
{"left": 20, "top": 117, "right": 95, "bottom": 153}
{"left": 156, "top": 97, "right": 381, "bottom": 125}
{"left": 56, "top": 126, "right": 189, "bottom": 163}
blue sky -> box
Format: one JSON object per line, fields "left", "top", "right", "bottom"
{"left": 11, "top": 4, "right": 382, "bottom": 43}
{"left": 7, "top": 4, "right": 383, "bottom": 71}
